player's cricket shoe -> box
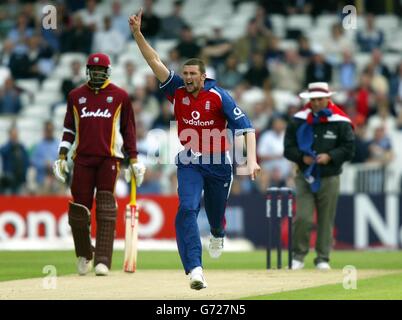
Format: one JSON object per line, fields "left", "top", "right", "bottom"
{"left": 208, "top": 235, "right": 224, "bottom": 259}
{"left": 77, "top": 257, "right": 92, "bottom": 275}
{"left": 95, "top": 263, "right": 109, "bottom": 276}
{"left": 291, "top": 259, "right": 304, "bottom": 270}
{"left": 189, "top": 267, "right": 207, "bottom": 290}
{"left": 316, "top": 262, "right": 331, "bottom": 270}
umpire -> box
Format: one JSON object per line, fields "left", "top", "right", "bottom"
{"left": 284, "top": 82, "right": 355, "bottom": 270}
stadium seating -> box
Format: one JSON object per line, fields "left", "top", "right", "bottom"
{"left": 1, "top": 0, "right": 402, "bottom": 194}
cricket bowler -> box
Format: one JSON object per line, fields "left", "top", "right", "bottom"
{"left": 129, "top": 9, "right": 260, "bottom": 290}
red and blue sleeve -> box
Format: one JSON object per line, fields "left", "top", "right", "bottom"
{"left": 218, "top": 87, "right": 254, "bottom": 136}
{"left": 159, "top": 70, "right": 184, "bottom": 103}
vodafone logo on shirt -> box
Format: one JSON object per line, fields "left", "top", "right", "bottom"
{"left": 182, "top": 110, "right": 214, "bottom": 127}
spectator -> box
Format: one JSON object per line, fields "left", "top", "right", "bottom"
{"left": 133, "top": 82, "right": 160, "bottom": 128}
{"left": 354, "top": 71, "right": 375, "bottom": 122}
{"left": 151, "top": 100, "right": 175, "bottom": 130}
{"left": 6, "top": 14, "right": 34, "bottom": 54}
{"left": 144, "top": 73, "right": 165, "bottom": 104}
{"left": 65, "top": 0, "right": 86, "bottom": 12}
{"left": 255, "top": 4, "right": 273, "bottom": 37}
{"left": 304, "top": 44, "right": 333, "bottom": 86}
{"left": 258, "top": 0, "right": 286, "bottom": 15}
{"left": 78, "top": 0, "right": 103, "bottom": 32}
{"left": 26, "top": 34, "right": 55, "bottom": 82}
{"left": 390, "top": 62, "right": 402, "bottom": 129}
{"left": 257, "top": 116, "right": 292, "bottom": 188}
{"left": 30, "top": 121, "right": 60, "bottom": 194}
{"left": 0, "top": 77, "right": 22, "bottom": 115}
{"left": 323, "top": 23, "right": 355, "bottom": 64}
{"left": 351, "top": 122, "right": 370, "bottom": 163}
{"left": 202, "top": 24, "right": 233, "bottom": 69}
{"left": 60, "top": 13, "right": 93, "bottom": 54}
{"left": 160, "top": 0, "right": 187, "bottom": 39}
{"left": 265, "top": 36, "right": 284, "bottom": 66}
{"left": 0, "top": 65, "right": 11, "bottom": 89}
{"left": 286, "top": 0, "right": 312, "bottom": 15}
{"left": 19, "top": 2, "right": 36, "bottom": 28}
{"left": 356, "top": 14, "right": 384, "bottom": 52}
{"left": 216, "top": 54, "right": 243, "bottom": 90}
{"left": 0, "top": 39, "right": 14, "bottom": 67}
{"left": 8, "top": 34, "right": 54, "bottom": 82}
{"left": 367, "top": 125, "right": 394, "bottom": 165}
{"left": 166, "top": 48, "right": 181, "bottom": 74}
{"left": 297, "top": 35, "right": 312, "bottom": 59}
{"left": 92, "top": 16, "right": 125, "bottom": 62}
{"left": 365, "top": 61, "right": 389, "bottom": 95}
{"left": 0, "top": 126, "right": 30, "bottom": 194}
{"left": 0, "top": 0, "right": 19, "bottom": 36}
{"left": 337, "top": 49, "right": 357, "bottom": 91}
{"left": 248, "top": 99, "right": 272, "bottom": 133}
{"left": 242, "top": 51, "right": 270, "bottom": 88}
{"left": 119, "top": 60, "right": 138, "bottom": 94}
{"left": 140, "top": 0, "right": 161, "bottom": 40}
{"left": 135, "top": 120, "right": 162, "bottom": 194}
{"left": 367, "top": 48, "right": 391, "bottom": 82}
{"left": 175, "top": 25, "right": 201, "bottom": 60}
{"left": 111, "top": 0, "right": 131, "bottom": 40}
{"left": 270, "top": 49, "right": 304, "bottom": 93}
{"left": 367, "top": 93, "right": 397, "bottom": 134}
{"left": 61, "top": 60, "right": 86, "bottom": 102}
{"left": 343, "top": 100, "right": 366, "bottom": 128}
{"left": 233, "top": 18, "right": 271, "bottom": 64}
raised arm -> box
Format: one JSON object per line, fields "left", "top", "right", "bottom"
{"left": 128, "top": 8, "right": 169, "bottom": 83}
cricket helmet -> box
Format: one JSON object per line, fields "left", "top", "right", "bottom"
{"left": 86, "top": 52, "right": 112, "bottom": 88}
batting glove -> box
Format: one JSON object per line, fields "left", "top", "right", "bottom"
{"left": 127, "top": 161, "right": 146, "bottom": 187}
{"left": 53, "top": 158, "right": 69, "bottom": 183}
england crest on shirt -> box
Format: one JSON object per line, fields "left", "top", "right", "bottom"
{"left": 205, "top": 100, "right": 210, "bottom": 110}
{"left": 182, "top": 96, "right": 190, "bottom": 105}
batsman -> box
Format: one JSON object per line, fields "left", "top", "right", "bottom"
{"left": 53, "top": 52, "right": 146, "bottom": 276}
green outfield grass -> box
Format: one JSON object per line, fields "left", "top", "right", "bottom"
{"left": 0, "top": 249, "right": 401, "bottom": 282}
{"left": 244, "top": 272, "right": 402, "bottom": 300}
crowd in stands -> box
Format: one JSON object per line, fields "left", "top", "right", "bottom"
{"left": 0, "top": 0, "right": 401, "bottom": 196}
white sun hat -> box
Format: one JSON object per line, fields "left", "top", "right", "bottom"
{"left": 299, "top": 82, "right": 336, "bottom": 99}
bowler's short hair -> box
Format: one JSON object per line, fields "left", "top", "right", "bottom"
{"left": 183, "top": 58, "right": 206, "bottom": 74}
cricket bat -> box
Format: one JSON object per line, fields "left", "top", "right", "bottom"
{"left": 123, "top": 176, "right": 139, "bottom": 273}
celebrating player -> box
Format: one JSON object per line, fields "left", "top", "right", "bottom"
{"left": 53, "top": 52, "right": 146, "bottom": 276}
{"left": 129, "top": 9, "right": 260, "bottom": 290}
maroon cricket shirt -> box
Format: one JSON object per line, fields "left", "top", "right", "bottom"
{"left": 60, "top": 80, "right": 137, "bottom": 160}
